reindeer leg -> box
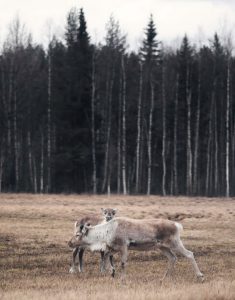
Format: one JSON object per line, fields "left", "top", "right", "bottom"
{"left": 78, "top": 248, "right": 85, "bottom": 272}
{"left": 69, "top": 247, "right": 79, "bottom": 273}
{"left": 100, "top": 251, "right": 105, "bottom": 273}
{"left": 120, "top": 245, "right": 128, "bottom": 279}
{"left": 101, "top": 251, "right": 115, "bottom": 277}
{"left": 159, "top": 246, "right": 177, "bottom": 282}
{"left": 174, "top": 240, "right": 204, "bottom": 281}
{"left": 109, "top": 254, "right": 115, "bottom": 277}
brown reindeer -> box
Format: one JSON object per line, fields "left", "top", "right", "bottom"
{"left": 69, "top": 208, "right": 116, "bottom": 274}
{"left": 68, "top": 217, "right": 204, "bottom": 282}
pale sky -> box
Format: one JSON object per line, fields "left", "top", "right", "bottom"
{"left": 0, "top": 0, "right": 235, "bottom": 50}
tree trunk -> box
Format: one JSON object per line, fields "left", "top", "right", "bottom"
{"left": 147, "top": 75, "right": 154, "bottom": 195}
{"left": 232, "top": 121, "right": 235, "bottom": 195}
{"left": 102, "top": 68, "right": 114, "bottom": 194}
{"left": 226, "top": 57, "right": 230, "bottom": 197}
{"left": 7, "top": 60, "right": 13, "bottom": 154}
{"left": 135, "top": 61, "right": 143, "bottom": 194}
{"left": 13, "top": 89, "right": 19, "bottom": 191}
{"left": 117, "top": 63, "right": 122, "bottom": 194}
{"left": 173, "top": 74, "right": 179, "bottom": 195}
{"left": 162, "top": 64, "right": 166, "bottom": 196}
{"left": 46, "top": 49, "right": 52, "bottom": 193}
{"left": 91, "top": 50, "right": 97, "bottom": 194}
{"left": 193, "top": 59, "right": 201, "bottom": 195}
{"left": 214, "top": 103, "right": 219, "bottom": 195}
{"left": 40, "top": 131, "right": 44, "bottom": 193}
{"left": 186, "top": 67, "right": 192, "bottom": 195}
{"left": 121, "top": 55, "right": 127, "bottom": 195}
{"left": 0, "top": 146, "right": 5, "bottom": 193}
{"left": 27, "top": 131, "right": 33, "bottom": 191}
{"left": 0, "top": 59, "right": 6, "bottom": 192}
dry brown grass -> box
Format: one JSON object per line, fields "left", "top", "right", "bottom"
{"left": 0, "top": 194, "right": 235, "bottom": 299}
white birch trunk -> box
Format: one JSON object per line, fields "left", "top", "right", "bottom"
{"left": 162, "top": 65, "right": 166, "bottom": 196}
{"left": 0, "top": 60, "right": 6, "bottom": 192}
{"left": 232, "top": 121, "right": 235, "bottom": 187}
{"left": 47, "top": 49, "right": 52, "bottom": 193}
{"left": 0, "top": 147, "right": 4, "bottom": 193}
{"left": 193, "top": 60, "right": 201, "bottom": 195}
{"left": 147, "top": 76, "right": 154, "bottom": 195}
{"left": 117, "top": 64, "right": 122, "bottom": 194}
{"left": 40, "top": 131, "right": 44, "bottom": 193}
{"left": 186, "top": 67, "right": 192, "bottom": 195}
{"left": 13, "top": 89, "right": 19, "bottom": 191}
{"left": 214, "top": 104, "right": 218, "bottom": 195}
{"left": 135, "top": 61, "right": 143, "bottom": 194}
{"left": 226, "top": 58, "right": 230, "bottom": 197}
{"left": 8, "top": 61, "right": 13, "bottom": 154}
{"left": 121, "top": 55, "right": 127, "bottom": 195}
{"left": 173, "top": 74, "right": 179, "bottom": 195}
{"left": 27, "top": 131, "right": 33, "bottom": 190}
{"left": 91, "top": 51, "right": 97, "bottom": 194}
{"left": 102, "top": 69, "right": 114, "bottom": 194}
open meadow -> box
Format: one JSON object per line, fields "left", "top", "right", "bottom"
{"left": 0, "top": 194, "right": 234, "bottom": 299}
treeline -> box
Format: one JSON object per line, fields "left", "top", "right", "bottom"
{"left": 0, "top": 8, "right": 235, "bottom": 196}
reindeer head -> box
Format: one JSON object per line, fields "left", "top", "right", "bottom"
{"left": 68, "top": 221, "right": 92, "bottom": 248}
{"left": 68, "top": 229, "right": 83, "bottom": 248}
{"left": 74, "top": 220, "right": 92, "bottom": 235}
{"left": 101, "top": 208, "right": 117, "bottom": 222}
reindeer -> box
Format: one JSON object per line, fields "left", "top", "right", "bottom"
{"left": 68, "top": 217, "right": 204, "bottom": 282}
{"left": 69, "top": 208, "right": 116, "bottom": 274}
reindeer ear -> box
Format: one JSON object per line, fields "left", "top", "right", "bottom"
{"left": 82, "top": 223, "right": 92, "bottom": 236}
{"left": 113, "top": 209, "right": 117, "bottom": 215}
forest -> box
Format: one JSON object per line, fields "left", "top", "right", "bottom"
{"left": 0, "top": 7, "right": 235, "bottom": 196}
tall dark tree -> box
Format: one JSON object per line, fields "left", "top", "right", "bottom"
{"left": 55, "top": 8, "right": 92, "bottom": 192}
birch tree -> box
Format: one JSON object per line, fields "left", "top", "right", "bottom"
{"left": 101, "top": 16, "right": 126, "bottom": 194}
{"left": 193, "top": 53, "right": 201, "bottom": 194}
{"left": 121, "top": 54, "right": 127, "bottom": 194}
{"left": 91, "top": 48, "right": 97, "bottom": 194}
{"left": 140, "top": 15, "right": 160, "bottom": 195}
{"left": 225, "top": 52, "right": 231, "bottom": 197}
{"left": 135, "top": 61, "right": 143, "bottom": 193}
{"left": 162, "top": 63, "right": 166, "bottom": 196}
{"left": 178, "top": 36, "right": 193, "bottom": 195}
{"left": 173, "top": 73, "right": 179, "bottom": 195}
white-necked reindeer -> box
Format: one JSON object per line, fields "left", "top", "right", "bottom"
{"left": 69, "top": 208, "right": 116, "bottom": 274}
{"left": 68, "top": 217, "right": 204, "bottom": 282}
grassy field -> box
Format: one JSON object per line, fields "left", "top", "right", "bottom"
{"left": 0, "top": 194, "right": 235, "bottom": 299}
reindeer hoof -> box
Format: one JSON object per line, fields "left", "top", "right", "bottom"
{"left": 69, "top": 266, "right": 79, "bottom": 274}
{"left": 197, "top": 274, "right": 205, "bottom": 283}
{"left": 111, "top": 269, "right": 115, "bottom": 278}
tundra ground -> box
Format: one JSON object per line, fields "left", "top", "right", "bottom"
{"left": 0, "top": 194, "right": 234, "bottom": 299}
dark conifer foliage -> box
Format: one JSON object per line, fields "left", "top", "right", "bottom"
{"left": 0, "top": 10, "right": 235, "bottom": 196}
